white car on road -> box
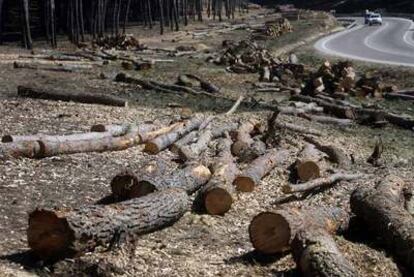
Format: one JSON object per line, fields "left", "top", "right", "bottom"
{"left": 367, "top": 14, "right": 383, "bottom": 26}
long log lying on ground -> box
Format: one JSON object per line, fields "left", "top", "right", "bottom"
{"left": 385, "top": 93, "right": 414, "bottom": 101}
{"left": 291, "top": 95, "right": 356, "bottom": 119}
{"left": 283, "top": 172, "right": 365, "bottom": 194}
{"left": 14, "top": 61, "right": 93, "bottom": 72}
{"left": 200, "top": 136, "right": 239, "bottom": 215}
{"left": 299, "top": 113, "right": 353, "bottom": 126}
{"left": 169, "top": 131, "right": 199, "bottom": 154}
{"left": 295, "top": 143, "right": 325, "bottom": 182}
{"left": 279, "top": 102, "right": 323, "bottom": 116}
{"left": 249, "top": 206, "right": 350, "bottom": 254}
{"left": 17, "top": 86, "right": 128, "bottom": 107}
{"left": 144, "top": 115, "right": 206, "bottom": 154}
{"left": 292, "top": 228, "right": 357, "bottom": 277}
{"left": 111, "top": 163, "right": 211, "bottom": 200}
{"left": 351, "top": 175, "right": 414, "bottom": 271}
{"left": 27, "top": 188, "right": 190, "bottom": 260}
{"left": 233, "top": 149, "right": 289, "bottom": 192}
{"left": 90, "top": 123, "right": 158, "bottom": 137}
{"left": 276, "top": 121, "right": 322, "bottom": 136}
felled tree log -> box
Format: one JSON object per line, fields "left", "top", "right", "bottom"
{"left": 276, "top": 121, "right": 322, "bottom": 136}
{"left": 231, "top": 119, "right": 262, "bottom": 157}
{"left": 385, "top": 93, "right": 414, "bottom": 101}
{"left": 279, "top": 102, "right": 323, "bottom": 116}
{"left": 169, "top": 131, "right": 199, "bottom": 154}
{"left": 283, "top": 172, "right": 365, "bottom": 193}
{"left": 299, "top": 114, "right": 353, "bottom": 126}
{"left": 185, "top": 74, "right": 220, "bottom": 93}
{"left": 178, "top": 123, "right": 238, "bottom": 161}
{"left": 17, "top": 86, "right": 127, "bottom": 107}
{"left": 0, "top": 141, "right": 43, "bottom": 160}
{"left": 292, "top": 228, "right": 357, "bottom": 277}
{"left": 249, "top": 206, "right": 350, "bottom": 254}
{"left": 351, "top": 175, "right": 414, "bottom": 271}
{"left": 291, "top": 95, "right": 355, "bottom": 119}
{"left": 295, "top": 143, "right": 325, "bottom": 182}
{"left": 144, "top": 115, "right": 205, "bottom": 154}
{"left": 200, "top": 136, "right": 239, "bottom": 215}
{"left": 27, "top": 188, "right": 190, "bottom": 260}
{"left": 304, "top": 136, "right": 351, "bottom": 167}
{"left": 14, "top": 61, "right": 93, "bottom": 72}
{"left": 111, "top": 163, "right": 211, "bottom": 200}
{"left": 234, "top": 149, "right": 289, "bottom": 192}
{"left": 139, "top": 122, "right": 184, "bottom": 143}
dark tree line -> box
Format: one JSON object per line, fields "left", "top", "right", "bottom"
{"left": 0, "top": 0, "right": 249, "bottom": 49}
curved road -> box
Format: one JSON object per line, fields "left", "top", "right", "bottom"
{"left": 315, "top": 17, "right": 414, "bottom": 67}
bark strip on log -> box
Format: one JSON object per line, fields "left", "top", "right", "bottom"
{"left": 144, "top": 115, "right": 205, "bottom": 154}
{"left": 200, "top": 136, "right": 239, "bottom": 215}
{"left": 351, "top": 175, "right": 414, "bottom": 271}
{"left": 17, "top": 86, "right": 127, "bottom": 107}
{"left": 249, "top": 206, "right": 349, "bottom": 254}
{"left": 292, "top": 228, "right": 357, "bottom": 277}
{"left": 284, "top": 172, "right": 365, "bottom": 193}
{"left": 234, "top": 149, "right": 288, "bottom": 192}
{"left": 27, "top": 188, "right": 190, "bottom": 260}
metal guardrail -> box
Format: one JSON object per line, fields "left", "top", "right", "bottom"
{"left": 335, "top": 13, "right": 414, "bottom": 21}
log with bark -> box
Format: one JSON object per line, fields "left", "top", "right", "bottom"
{"left": 0, "top": 141, "right": 42, "bottom": 160}
{"left": 299, "top": 114, "right": 353, "bottom": 126}
{"left": 233, "top": 149, "right": 289, "bottom": 192}
{"left": 276, "top": 121, "right": 322, "bottom": 136}
{"left": 144, "top": 115, "right": 206, "bottom": 154}
{"left": 351, "top": 175, "right": 414, "bottom": 271}
{"left": 13, "top": 61, "right": 93, "bottom": 72}
{"left": 231, "top": 119, "right": 263, "bottom": 157}
{"left": 111, "top": 163, "right": 211, "bottom": 200}
{"left": 27, "top": 188, "right": 190, "bottom": 260}
{"left": 303, "top": 136, "right": 351, "bottom": 167}
{"left": 283, "top": 172, "right": 365, "bottom": 194}
{"left": 17, "top": 86, "right": 128, "bottom": 107}
{"left": 292, "top": 228, "right": 357, "bottom": 277}
{"left": 200, "top": 136, "right": 239, "bottom": 215}
{"left": 249, "top": 206, "right": 350, "bottom": 254}
{"left": 90, "top": 123, "right": 158, "bottom": 137}
{"left": 295, "top": 143, "right": 325, "bottom": 182}
{"left": 384, "top": 93, "right": 414, "bottom": 101}
{"left": 290, "top": 95, "right": 355, "bottom": 119}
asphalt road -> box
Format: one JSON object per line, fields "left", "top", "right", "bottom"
{"left": 315, "top": 17, "right": 414, "bottom": 67}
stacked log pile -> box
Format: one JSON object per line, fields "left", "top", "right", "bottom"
{"left": 252, "top": 18, "right": 293, "bottom": 40}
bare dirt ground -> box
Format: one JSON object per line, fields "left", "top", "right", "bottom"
{"left": 0, "top": 8, "right": 413, "bottom": 277}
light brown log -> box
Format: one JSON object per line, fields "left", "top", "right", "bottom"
{"left": 291, "top": 95, "right": 355, "bottom": 119}
{"left": 14, "top": 61, "right": 93, "bottom": 72}
{"left": 231, "top": 119, "right": 262, "bottom": 156}
{"left": 144, "top": 115, "right": 205, "bottom": 154}
{"left": 200, "top": 136, "right": 239, "bottom": 215}
{"left": 279, "top": 102, "right": 323, "bottom": 115}
{"left": 292, "top": 228, "right": 357, "bottom": 277}
{"left": 249, "top": 206, "right": 350, "bottom": 254}
{"left": 351, "top": 175, "right": 414, "bottom": 271}
{"left": 27, "top": 188, "right": 189, "bottom": 260}
{"left": 169, "top": 131, "right": 199, "bottom": 154}
{"left": 139, "top": 122, "right": 184, "bottom": 143}
{"left": 284, "top": 172, "right": 365, "bottom": 193}
{"left": 90, "top": 124, "right": 157, "bottom": 137}
{"left": 17, "top": 86, "right": 127, "bottom": 107}
{"left": 234, "top": 149, "right": 289, "bottom": 192}
{"left": 295, "top": 143, "right": 325, "bottom": 182}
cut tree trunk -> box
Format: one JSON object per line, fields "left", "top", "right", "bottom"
{"left": 276, "top": 121, "right": 322, "bottom": 136}
{"left": 299, "top": 114, "right": 353, "bottom": 126}
{"left": 231, "top": 119, "right": 262, "bottom": 157}
{"left": 169, "top": 131, "right": 199, "bottom": 154}
{"left": 384, "top": 93, "right": 414, "bottom": 101}
{"left": 295, "top": 143, "right": 325, "bottom": 182}
{"left": 303, "top": 136, "right": 351, "bottom": 167}
{"left": 144, "top": 115, "right": 206, "bottom": 154}
{"left": 234, "top": 149, "right": 288, "bottom": 192}
{"left": 200, "top": 136, "right": 239, "bottom": 215}
{"left": 350, "top": 175, "right": 414, "bottom": 271}
{"left": 111, "top": 163, "right": 211, "bottom": 200}
{"left": 14, "top": 62, "right": 92, "bottom": 72}
{"left": 27, "top": 188, "right": 189, "bottom": 260}
{"left": 283, "top": 172, "right": 365, "bottom": 194}
{"left": 291, "top": 95, "right": 355, "bottom": 119}
{"left": 249, "top": 206, "right": 350, "bottom": 254}
{"left": 292, "top": 228, "right": 357, "bottom": 277}
{"left": 90, "top": 123, "right": 158, "bottom": 137}
{"left": 17, "top": 86, "right": 127, "bottom": 107}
